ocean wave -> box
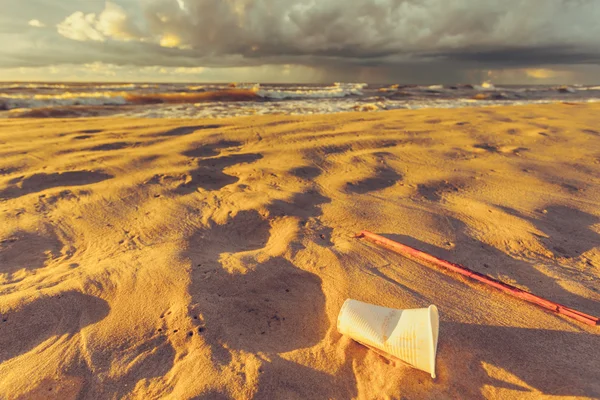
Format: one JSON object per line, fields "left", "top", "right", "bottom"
{"left": 3, "top": 81, "right": 600, "bottom": 119}
{"left": 0, "top": 83, "right": 74, "bottom": 90}
{"left": 124, "top": 89, "right": 262, "bottom": 104}
{"left": 258, "top": 82, "right": 367, "bottom": 99}
{"left": 0, "top": 89, "right": 263, "bottom": 109}
{"left": 556, "top": 85, "right": 576, "bottom": 93}
{"left": 228, "top": 83, "right": 261, "bottom": 90}
{"left": 0, "top": 92, "right": 127, "bottom": 109}
{"left": 6, "top": 105, "right": 126, "bottom": 118}
{"left": 0, "top": 83, "right": 370, "bottom": 109}
{"left": 5, "top": 97, "right": 600, "bottom": 119}
{"left": 577, "top": 86, "right": 600, "bottom": 91}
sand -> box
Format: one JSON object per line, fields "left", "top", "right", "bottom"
{"left": 0, "top": 103, "right": 599, "bottom": 399}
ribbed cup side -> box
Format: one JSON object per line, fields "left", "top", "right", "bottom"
{"left": 386, "top": 321, "right": 418, "bottom": 367}
{"left": 338, "top": 299, "right": 438, "bottom": 377}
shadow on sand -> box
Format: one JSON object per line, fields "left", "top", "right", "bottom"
{"left": 433, "top": 322, "right": 600, "bottom": 397}
{"left": 381, "top": 214, "right": 600, "bottom": 319}
{"left": 0, "top": 292, "right": 110, "bottom": 363}
{"left": 0, "top": 171, "right": 113, "bottom": 200}
{"left": 176, "top": 153, "right": 263, "bottom": 193}
{"left": 181, "top": 161, "right": 352, "bottom": 397}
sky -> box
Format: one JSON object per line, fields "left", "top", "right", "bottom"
{"left": 1, "top": 0, "right": 600, "bottom": 84}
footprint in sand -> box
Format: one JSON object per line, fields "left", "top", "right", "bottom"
{"left": 0, "top": 292, "right": 109, "bottom": 363}
{"left": 0, "top": 171, "right": 112, "bottom": 200}
{"left": 182, "top": 140, "right": 242, "bottom": 158}
{"left": 581, "top": 129, "right": 599, "bottom": 136}
{"left": 343, "top": 152, "right": 402, "bottom": 194}
{"left": 0, "top": 230, "right": 63, "bottom": 276}
{"left": 185, "top": 178, "right": 333, "bottom": 359}
{"left": 416, "top": 179, "right": 467, "bottom": 202}
{"left": 157, "top": 125, "right": 224, "bottom": 137}
{"left": 0, "top": 166, "right": 21, "bottom": 176}
{"left": 87, "top": 142, "right": 140, "bottom": 151}
{"left": 502, "top": 205, "right": 600, "bottom": 259}
{"left": 71, "top": 129, "right": 101, "bottom": 140}
{"left": 472, "top": 143, "right": 500, "bottom": 153}
{"left": 290, "top": 166, "right": 321, "bottom": 180}
{"left": 345, "top": 167, "right": 402, "bottom": 194}
{"left": 185, "top": 209, "right": 328, "bottom": 359}
{"left": 178, "top": 153, "right": 263, "bottom": 192}
{"left": 180, "top": 184, "right": 338, "bottom": 397}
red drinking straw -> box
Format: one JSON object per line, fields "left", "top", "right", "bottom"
{"left": 357, "top": 230, "right": 599, "bottom": 326}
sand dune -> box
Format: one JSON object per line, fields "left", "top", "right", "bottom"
{"left": 0, "top": 103, "right": 599, "bottom": 399}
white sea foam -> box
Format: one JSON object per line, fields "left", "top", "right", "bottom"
{"left": 0, "top": 83, "right": 141, "bottom": 91}
{"left": 0, "top": 91, "right": 127, "bottom": 109}
{"left": 101, "top": 97, "right": 599, "bottom": 120}
{"left": 557, "top": 86, "right": 576, "bottom": 93}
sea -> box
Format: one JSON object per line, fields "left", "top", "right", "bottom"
{"left": 1, "top": 82, "right": 599, "bottom": 119}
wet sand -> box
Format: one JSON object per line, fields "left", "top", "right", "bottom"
{"left": 1, "top": 103, "right": 599, "bottom": 399}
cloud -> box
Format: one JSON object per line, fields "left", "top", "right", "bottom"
{"left": 56, "top": 1, "right": 142, "bottom": 42}
{"left": 525, "top": 68, "right": 562, "bottom": 79}
{"left": 0, "top": 62, "right": 322, "bottom": 83}
{"left": 174, "top": 66, "right": 205, "bottom": 74}
{"left": 28, "top": 19, "right": 45, "bottom": 28}
{"left": 134, "top": 0, "right": 600, "bottom": 65}
{"left": 3, "top": 0, "right": 600, "bottom": 83}
{"left": 482, "top": 67, "right": 575, "bottom": 83}
{"left": 50, "top": 0, "right": 600, "bottom": 66}
{"left": 57, "top": 11, "right": 107, "bottom": 42}
{"left": 95, "top": 1, "right": 143, "bottom": 41}
{"left": 55, "top": 1, "right": 189, "bottom": 49}
{"left": 159, "top": 33, "right": 183, "bottom": 48}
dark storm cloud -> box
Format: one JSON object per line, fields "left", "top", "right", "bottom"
{"left": 431, "top": 46, "right": 600, "bottom": 67}
{"left": 2, "top": 0, "right": 600, "bottom": 76}
{"left": 141, "top": 0, "right": 600, "bottom": 63}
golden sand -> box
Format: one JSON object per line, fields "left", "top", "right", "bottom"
{"left": 0, "top": 103, "right": 599, "bottom": 399}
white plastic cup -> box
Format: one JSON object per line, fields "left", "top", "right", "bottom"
{"left": 337, "top": 299, "right": 439, "bottom": 378}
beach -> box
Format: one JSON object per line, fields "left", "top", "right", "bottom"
{"left": 0, "top": 102, "right": 599, "bottom": 398}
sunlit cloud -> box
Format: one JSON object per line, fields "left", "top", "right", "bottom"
{"left": 159, "top": 33, "right": 183, "bottom": 48}
{"left": 57, "top": 12, "right": 107, "bottom": 42}
{"left": 95, "top": 1, "right": 143, "bottom": 41}
{"left": 174, "top": 67, "right": 205, "bottom": 74}
{"left": 28, "top": 19, "right": 45, "bottom": 28}
{"left": 525, "top": 69, "right": 560, "bottom": 79}
{"left": 56, "top": 1, "right": 142, "bottom": 42}
{"left": 175, "top": 0, "right": 187, "bottom": 11}
{"left": 0, "top": 62, "right": 323, "bottom": 83}
{"left": 480, "top": 67, "right": 576, "bottom": 84}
